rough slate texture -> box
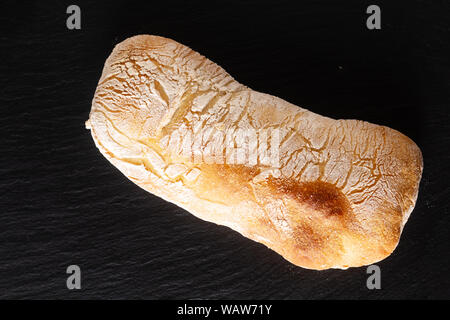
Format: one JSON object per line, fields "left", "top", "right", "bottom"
{"left": 1, "top": 0, "right": 449, "bottom": 299}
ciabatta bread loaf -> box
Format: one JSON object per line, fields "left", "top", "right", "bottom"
{"left": 86, "top": 35, "right": 423, "bottom": 270}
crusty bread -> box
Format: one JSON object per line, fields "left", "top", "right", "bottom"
{"left": 86, "top": 35, "right": 423, "bottom": 270}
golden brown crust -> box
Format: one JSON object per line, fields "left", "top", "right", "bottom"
{"left": 87, "top": 35, "right": 423, "bottom": 270}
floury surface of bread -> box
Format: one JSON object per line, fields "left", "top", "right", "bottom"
{"left": 86, "top": 35, "right": 423, "bottom": 270}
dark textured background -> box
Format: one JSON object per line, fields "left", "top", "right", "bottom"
{"left": 1, "top": 0, "right": 449, "bottom": 299}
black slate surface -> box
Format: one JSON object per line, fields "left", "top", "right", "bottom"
{"left": 1, "top": 0, "right": 449, "bottom": 299}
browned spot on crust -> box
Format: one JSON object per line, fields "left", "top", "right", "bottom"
{"left": 192, "top": 164, "right": 261, "bottom": 205}
{"left": 293, "top": 222, "right": 325, "bottom": 252}
{"left": 269, "top": 179, "right": 351, "bottom": 218}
